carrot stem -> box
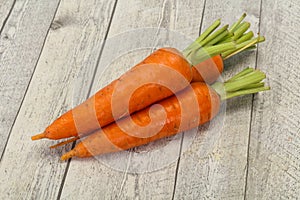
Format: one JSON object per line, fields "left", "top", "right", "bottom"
{"left": 244, "top": 45, "right": 256, "bottom": 51}
{"left": 240, "top": 82, "right": 265, "bottom": 89}
{"left": 217, "top": 14, "right": 252, "bottom": 44}
{"left": 218, "top": 22, "right": 251, "bottom": 44}
{"left": 218, "top": 36, "right": 233, "bottom": 43}
{"left": 236, "top": 31, "right": 254, "bottom": 44}
{"left": 199, "top": 24, "right": 229, "bottom": 47}
{"left": 232, "top": 22, "right": 250, "bottom": 40}
{"left": 229, "top": 13, "right": 247, "bottom": 32}
{"left": 183, "top": 19, "right": 221, "bottom": 57}
{"left": 182, "top": 24, "right": 231, "bottom": 59}
{"left": 225, "top": 71, "right": 266, "bottom": 92}
{"left": 183, "top": 13, "right": 262, "bottom": 65}
{"left": 227, "top": 67, "right": 253, "bottom": 81}
{"left": 188, "top": 42, "right": 236, "bottom": 65}
{"left": 196, "top": 19, "right": 221, "bottom": 43}
{"left": 222, "top": 36, "right": 265, "bottom": 59}
{"left": 182, "top": 12, "right": 264, "bottom": 67}
{"left": 211, "top": 67, "right": 270, "bottom": 100}
{"left": 224, "top": 86, "right": 270, "bottom": 99}
{"left": 206, "top": 30, "right": 229, "bottom": 46}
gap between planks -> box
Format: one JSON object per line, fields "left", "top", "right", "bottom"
{"left": 243, "top": 0, "right": 263, "bottom": 199}
{"left": 0, "top": 0, "right": 16, "bottom": 34}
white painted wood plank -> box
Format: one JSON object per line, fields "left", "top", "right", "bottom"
{"left": 61, "top": 0, "right": 205, "bottom": 199}
{"left": 246, "top": 0, "right": 300, "bottom": 199}
{"left": 0, "top": 0, "right": 14, "bottom": 29}
{"left": 0, "top": 0, "right": 116, "bottom": 199}
{"left": 173, "top": 1, "right": 262, "bottom": 199}
{"left": 0, "top": 0, "right": 60, "bottom": 156}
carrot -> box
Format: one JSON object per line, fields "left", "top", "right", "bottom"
{"left": 31, "top": 14, "right": 263, "bottom": 141}
{"left": 32, "top": 48, "right": 193, "bottom": 140}
{"left": 61, "top": 68, "right": 270, "bottom": 160}
{"left": 191, "top": 55, "right": 223, "bottom": 83}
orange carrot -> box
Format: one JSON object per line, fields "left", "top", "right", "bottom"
{"left": 32, "top": 48, "right": 192, "bottom": 140}
{"left": 32, "top": 14, "right": 263, "bottom": 142}
{"left": 191, "top": 55, "right": 223, "bottom": 83}
{"left": 61, "top": 82, "right": 220, "bottom": 159}
{"left": 61, "top": 68, "right": 270, "bottom": 160}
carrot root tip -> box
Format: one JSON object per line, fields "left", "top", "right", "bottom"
{"left": 61, "top": 150, "right": 76, "bottom": 161}
{"left": 50, "top": 137, "right": 79, "bottom": 149}
{"left": 31, "top": 133, "right": 46, "bottom": 140}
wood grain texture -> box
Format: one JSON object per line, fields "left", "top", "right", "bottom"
{"left": 173, "top": 1, "right": 262, "bottom": 199}
{"left": 60, "top": 0, "right": 205, "bottom": 199}
{"left": 246, "top": 0, "right": 300, "bottom": 199}
{"left": 0, "top": 0, "right": 15, "bottom": 30}
{"left": 0, "top": 0, "right": 60, "bottom": 156}
{"left": 0, "top": 0, "right": 116, "bottom": 199}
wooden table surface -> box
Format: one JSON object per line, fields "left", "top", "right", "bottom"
{"left": 0, "top": 0, "right": 299, "bottom": 199}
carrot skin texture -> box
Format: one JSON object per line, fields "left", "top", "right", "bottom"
{"left": 191, "top": 55, "right": 224, "bottom": 84}
{"left": 63, "top": 82, "right": 220, "bottom": 159}
{"left": 40, "top": 48, "right": 192, "bottom": 140}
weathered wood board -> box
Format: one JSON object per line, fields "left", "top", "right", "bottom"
{"left": 0, "top": 0, "right": 299, "bottom": 199}
{"left": 0, "top": 0, "right": 15, "bottom": 30}
{"left": 0, "top": 0, "right": 60, "bottom": 156}
{"left": 246, "top": 0, "right": 300, "bottom": 199}
{"left": 0, "top": 0, "right": 116, "bottom": 199}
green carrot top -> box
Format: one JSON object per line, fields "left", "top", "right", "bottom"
{"left": 211, "top": 67, "right": 270, "bottom": 100}
{"left": 183, "top": 13, "right": 265, "bottom": 66}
